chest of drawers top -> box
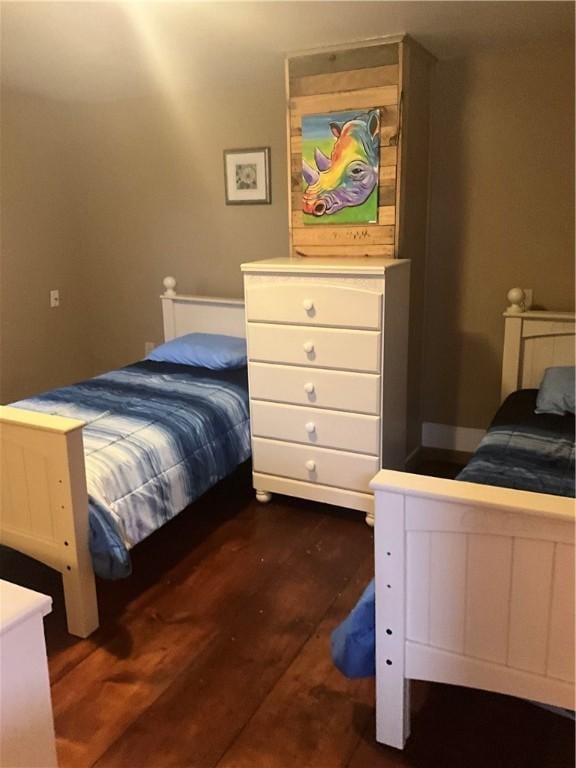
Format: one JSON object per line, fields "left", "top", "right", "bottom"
{"left": 240, "top": 256, "right": 406, "bottom": 276}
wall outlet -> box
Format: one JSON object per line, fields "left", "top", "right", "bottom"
{"left": 523, "top": 288, "right": 533, "bottom": 310}
{"left": 50, "top": 289, "right": 60, "bottom": 308}
{"left": 144, "top": 341, "right": 156, "bottom": 356}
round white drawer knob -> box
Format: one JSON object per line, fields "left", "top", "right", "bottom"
{"left": 303, "top": 299, "right": 314, "bottom": 311}
{"left": 305, "top": 421, "right": 316, "bottom": 433}
{"left": 304, "top": 382, "right": 315, "bottom": 394}
{"left": 303, "top": 341, "right": 315, "bottom": 354}
{"left": 305, "top": 459, "right": 316, "bottom": 472}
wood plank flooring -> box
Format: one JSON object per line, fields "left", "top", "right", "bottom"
{"left": 1, "top": 462, "right": 574, "bottom": 768}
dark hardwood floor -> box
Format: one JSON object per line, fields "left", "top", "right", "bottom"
{"left": 1, "top": 462, "right": 574, "bottom": 768}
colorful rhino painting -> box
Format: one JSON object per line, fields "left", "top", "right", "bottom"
{"left": 301, "top": 108, "right": 380, "bottom": 225}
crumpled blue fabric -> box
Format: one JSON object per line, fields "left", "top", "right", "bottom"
{"left": 89, "top": 499, "right": 132, "bottom": 580}
{"left": 331, "top": 578, "right": 376, "bottom": 678}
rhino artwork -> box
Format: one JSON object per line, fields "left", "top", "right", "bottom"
{"left": 302, "top": 109, "right": 380, "bottom": 220}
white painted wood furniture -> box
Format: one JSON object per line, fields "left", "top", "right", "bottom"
{"left": 501, "top": 287, "right": 575, "bottom": 400}
{"left": 242, "top": 256, "right": 410, "bottom": 522}
{"left": 0, "top": 580, "right": 58, "bottom": 768}
{"left": 0, "top": 278, "right": 245, "bottom": 638}
{"left": 371, "top": 296, "right": 575, "bottom": 749}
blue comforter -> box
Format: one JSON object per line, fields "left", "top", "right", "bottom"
{"left": 332, "top": 390, "right": 575, "bottom": 678}
{"left": 11, "top": 361, "right": 251, "bottom": 579}
{"left": 457, "top": 389, "right": 575, "bottom": 497}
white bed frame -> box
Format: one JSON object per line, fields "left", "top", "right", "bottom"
{"left": 372, "top": 288, "right": 575, "bottom": 749}
{"left": 0, "top": 277, "right": 245, "bottom": 638}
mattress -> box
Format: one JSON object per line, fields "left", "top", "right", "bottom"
{"left": 11, "top": 361, "right": 251, "bottom": 579}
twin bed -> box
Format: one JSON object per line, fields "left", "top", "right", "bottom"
{"left": 358, "top": 296, "right": 575, "bottom": 748}
{"left": 0, "top": 280, "right": 248, "bottom": 637}
{"left": 1, "top": 280, "right": 574, "bottom": 750}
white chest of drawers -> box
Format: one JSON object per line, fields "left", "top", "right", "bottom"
{"left": 241, "top": 257, "right": 410, "bottom": 524}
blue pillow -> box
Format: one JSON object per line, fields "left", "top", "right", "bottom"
{"left": 146, "top": 333, "right": 246, "bottom": 369}
{"left": 535, "top": 366, "right": 575, "bottom": 416}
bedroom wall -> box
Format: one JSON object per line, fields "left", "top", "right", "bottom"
{"left": 422, "top": 43, "right": 575, "bottom": 430}
{"left": 2, "top": 40, "right": 573, "bottom": 438}
{"left": 71, "top": 79, "right": 289, "bottom": 374}
{"left": 0, "top": 88, "right": 93, "bottom": 403}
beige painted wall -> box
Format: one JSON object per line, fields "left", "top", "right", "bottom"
{"left": 0, "top": 76, "right": 289, "bottom": 396}
{"left": 0, "top": 88, "right": 93, "bottom": 403}
{"left": 70, "top": 78, "right": 289, "bottom": 374}
{"left": 1, "top": 43, "right": 574, "bottom": 434}
{"left": 423, "top": 43, "right": 575, "bottom": 428}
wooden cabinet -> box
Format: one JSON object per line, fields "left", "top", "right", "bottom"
{"left": 285, "top": 36, "right": 434, "bottom": 456}
{"left": 241, "top": 257, "right": 410, "bottom": 523}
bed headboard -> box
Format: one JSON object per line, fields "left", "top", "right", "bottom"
{"left": 501, "top": 288, "right": 575, "bottom": 401}
{"left": 160, "top": 276, "right": 245, "bottom": 341}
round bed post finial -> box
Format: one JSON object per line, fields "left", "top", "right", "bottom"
{"left": 506, "top": 287, "right": 525, "bottom": 314}
{"left": 163, "top": 276, "right": 177, "bottom": 297}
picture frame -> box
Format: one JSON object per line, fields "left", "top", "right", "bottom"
{"left": 224, "top": 147, "right": 271, "bottom": 205}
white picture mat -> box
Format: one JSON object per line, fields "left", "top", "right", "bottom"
{"left": 225, "top": 150, "right": 269, "bottom": 202}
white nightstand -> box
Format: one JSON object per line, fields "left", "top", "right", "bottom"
{"left": 0, "top": 580, "right": 58, "bottom": 767}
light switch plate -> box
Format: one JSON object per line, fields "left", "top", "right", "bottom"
{"left": 50, "top": 289, "right": 60, "bottom": 308}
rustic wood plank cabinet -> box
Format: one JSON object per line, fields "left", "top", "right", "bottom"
{"left": 284, "top": 35, "right": 434, "bottom": 457}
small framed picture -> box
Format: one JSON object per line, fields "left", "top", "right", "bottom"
{"left": 224, "top": 147, "right": 271, "bottom": 205}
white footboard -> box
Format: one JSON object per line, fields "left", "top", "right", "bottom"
{"left": 0, "top": 406, "right": 98, "bottom": 637}
{"left": 371, "top": 470, "right": 575, "bottom": 749}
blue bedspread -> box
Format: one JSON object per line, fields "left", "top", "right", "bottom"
{"left": 11, "top": 361, "right": 250, "bottom": 579}
{"left": 332, "top": 390, "right": 575, "bottom": 678}
{"left": 457, "top": 389, "right": 575, "bottom": 497}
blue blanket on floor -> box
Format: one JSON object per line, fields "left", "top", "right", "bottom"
{"left": 332, "top": 580, "right": 376, "bottom": 677}
{"left": 332, "top": 390, "right": 575, "bottom": 678}
{"left": 11, "top": 361, "right": 250, "bottom": 579}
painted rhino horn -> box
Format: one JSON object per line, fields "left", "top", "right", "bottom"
{"left": 314, "top": 147, "right": 331, "bottom": 171}
{"left": 302, "top": 160, "right": 319, "bottom": 186}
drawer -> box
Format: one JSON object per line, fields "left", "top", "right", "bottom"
{"left": 252, "top": 437, "right": 379, "bottom": 494}
{"left": 251, "top": 401, "right": 380, "bottom": 455}
{"left": 245, "top": 283, "right": 382, "bottom": 330}
{"left": 248, "top": 363, "right": 381, "bottom": 415}
{"left": 247, "top": 323, "right": 380, "bottom": 372}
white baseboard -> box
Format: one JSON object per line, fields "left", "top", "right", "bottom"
{"left": 422, "top": 422, "right": 485, "bottom": 453}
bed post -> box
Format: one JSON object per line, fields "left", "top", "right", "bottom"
{"left": 0, "top": 407, "right": 98, "bottom": 638}
{"left": 59, "top": 427, "right": 99, "bottom": 638}
{"left": 372, "top": 476, "right": 410, "bottom": 749}
{"left": 501, "top": 288, "right": 525, "bottom": 401}
{"left": 161, "top": 276, "right": 178, "bottom": 341}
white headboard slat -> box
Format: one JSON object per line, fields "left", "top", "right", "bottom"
{"left": 160, "top": 277, "right": 245, "bottom": 341}
{"left": 501, "top": 290, "right": 575, "bottom": 400}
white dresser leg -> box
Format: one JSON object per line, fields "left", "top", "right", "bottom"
{"left": 255, "top": 490, "right": 272, "bottom": 504}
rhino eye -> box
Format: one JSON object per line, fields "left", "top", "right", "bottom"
{"left": 348, "top": 163, "right": 365, "bottom": 176}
